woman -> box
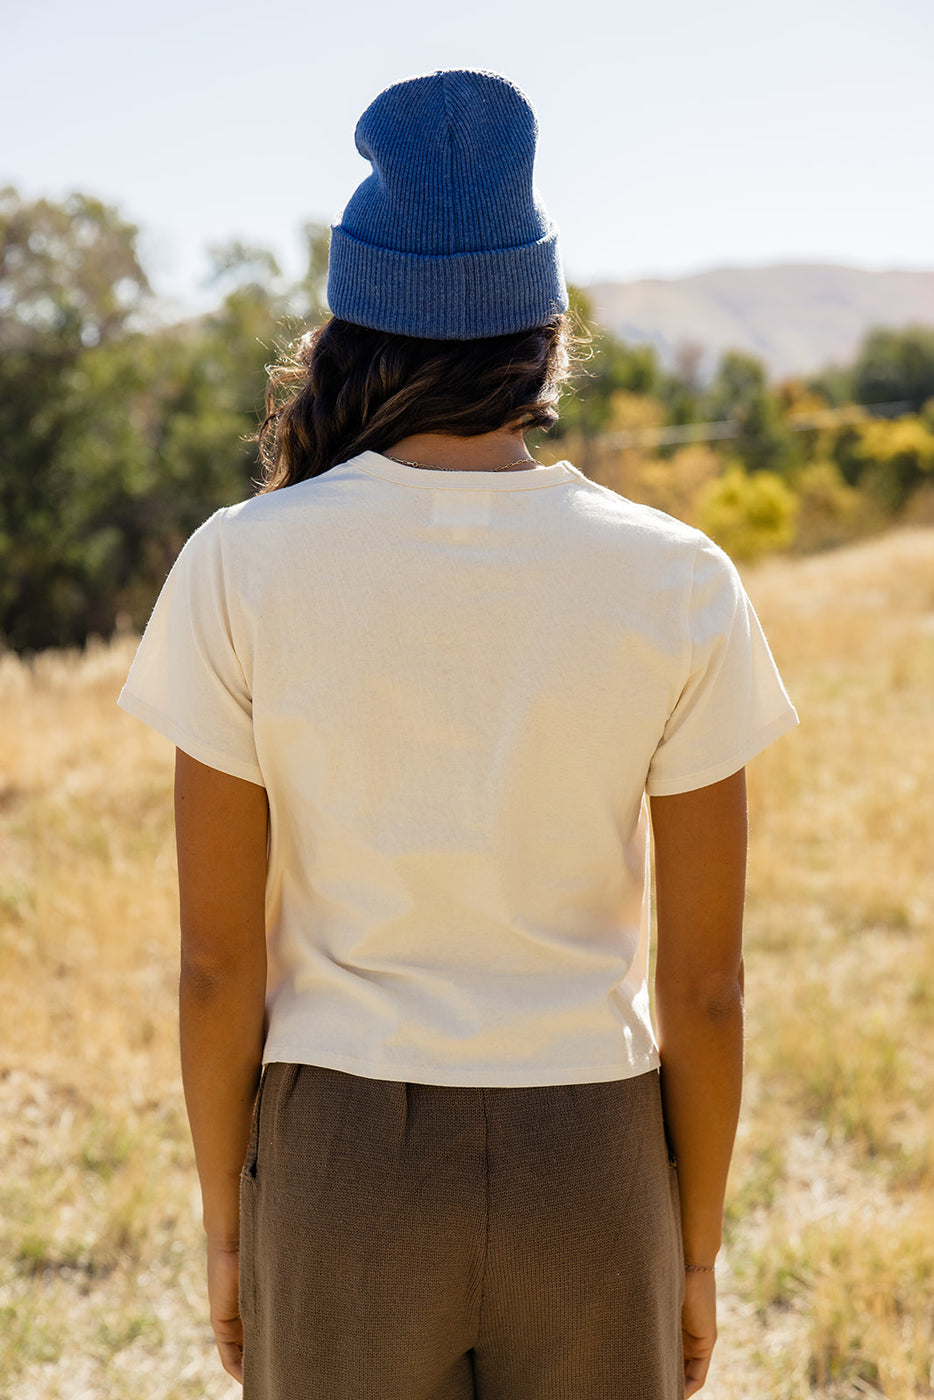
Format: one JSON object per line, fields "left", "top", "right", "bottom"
{"left": 119, "top": 69, "right": 797, "bottom": 1400}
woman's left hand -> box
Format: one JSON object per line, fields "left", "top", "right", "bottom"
{"left": 207, "top": 1238, "right": 244, "bottom": 1384}
{"left": 681, "top": 1269, "right": 717, "bottom": 1395}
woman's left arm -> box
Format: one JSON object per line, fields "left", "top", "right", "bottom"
{"left": 174, "top": 748, "right": 269, "bottom": 1383}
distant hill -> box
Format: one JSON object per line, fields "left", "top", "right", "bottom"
{"left": 585, "top": 264, "right": 934, "bottom": 381}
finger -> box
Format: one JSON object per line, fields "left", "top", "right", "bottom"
{"left": 216, "top": 1337, "right": 244, "bottom": 1385}
{"left": 684, "top": 1352, "right": 712, "bottom": 1396}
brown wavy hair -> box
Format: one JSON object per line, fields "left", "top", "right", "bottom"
{"left": 255, "top": 313, "right": 578, "bottom": 492}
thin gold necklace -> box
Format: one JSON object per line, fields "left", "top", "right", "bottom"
{"left": 386, "top": 455, "right": 538, "bottom": 472}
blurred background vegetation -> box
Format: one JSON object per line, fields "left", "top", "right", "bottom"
{"left": 3, "top": 184, "right": 934, "bottom": 654}
{"left": 3, "top": 184, "right": 933, "bottom": 1398}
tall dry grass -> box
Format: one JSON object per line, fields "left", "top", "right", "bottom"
{"left": 1, "top": 528, "right": 932, "bottom": 1399}
{"left": 720, "top": 529, "right": 934, "bottom": 1399}
{"left": 0, "top": 641, "right": 235, "bottom": 1399}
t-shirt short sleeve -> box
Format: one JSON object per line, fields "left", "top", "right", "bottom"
{"left": 117, "top": 509, "right": 264, "bottom": 786}
{"left": 646, "top": 535, "right": 798, "bottom": 797}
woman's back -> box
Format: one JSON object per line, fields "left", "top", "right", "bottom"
{"left": 121, "top": 447, "right": 792, "bottom": 1088}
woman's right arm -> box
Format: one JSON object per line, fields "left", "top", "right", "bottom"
{"left": 175, "top": 749, "right": 269, "bottom": 1384}
{"left": 650, "top": 767, "right": 748, "bottom": 1397}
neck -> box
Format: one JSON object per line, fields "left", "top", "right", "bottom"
{"left": 382, "top": 429, "right": 536, "bottom": 472}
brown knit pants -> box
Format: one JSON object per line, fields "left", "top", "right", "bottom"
{"left": 239, "top": 1064, "right": 684, "bottom": 1399}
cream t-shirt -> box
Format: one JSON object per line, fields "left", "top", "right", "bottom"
{"left": 119, "top": 452, "right": 798, "bottom": 1087}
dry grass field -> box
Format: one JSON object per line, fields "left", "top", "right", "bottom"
{"left": 1, "top": 527, "right": 932, "bottom": 1400}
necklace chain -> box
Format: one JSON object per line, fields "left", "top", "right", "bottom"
{"left": 387, "top": 455, "right": 538, "bottom": 472}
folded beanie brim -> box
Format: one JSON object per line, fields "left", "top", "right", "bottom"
{"left": 327, "top": 223, "right": 568, "bottom": 340}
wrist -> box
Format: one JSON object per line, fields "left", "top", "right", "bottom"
{"left": 205, "top": 1233, "right": 241, "bottom": 1252}
{"left": 680, "top": 1213, "right": 723, "bottom": 1266}
{"left": 200, "top": 1173, "right": 242, "bottom": 1246}
{"left": 202, "top": 1202, "right": 241, "bottom": 1247}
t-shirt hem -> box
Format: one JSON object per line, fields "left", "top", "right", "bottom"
{"left": 646, "top": 705, "right": 799, "bottom": 797}
{"left": 117, "top": 689, "right": 265, "bottom": 787}
{"left": 260, "top": 1041, "right": 661, "bottom": 1088}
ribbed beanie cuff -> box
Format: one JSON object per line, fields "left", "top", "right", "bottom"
{"left": 328, "top": 225, "right": 566, "bottom": 340}
{"left": 327, "top": 70, "right": 568, "bottom": 340}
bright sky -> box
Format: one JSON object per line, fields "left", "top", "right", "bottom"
{"left": 4, "top": 0, "right": 932, "bottom": 315}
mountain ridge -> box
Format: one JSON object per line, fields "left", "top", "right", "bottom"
{"left": 584, "top": 263, "right": 934, "bottom": 381}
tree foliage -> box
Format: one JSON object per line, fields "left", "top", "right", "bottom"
{"left": 0, "top": 190, "right": 298, "bottom": 650}
{"left": 698, "top": 466, "right": 798, "bottom": 562}
{"left": 836, "top": 415, "right": 934, "bottom": 511}
{"left": 851, "top": 326, "right": 934, "bottom": 413}
{"left": 811, "top": 325, "right": 934, "bottom": 413}
{"left": 0, "top": 186, "right": 149, "bottom": 351}
{"left": 1, "top": 188, "right": 932, "bottom": 652}
{"left": 553, "top": 286, "right": 661, "bottom": 438}
{"left": 702, "top": 351, "right": 798, "bottom": 475}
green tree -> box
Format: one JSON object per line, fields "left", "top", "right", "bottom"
{"left": 552, "top": 286, "right": 661, "bottom": 440}
{"left": 0, "top": 193, "right": 270, "bottom": 651}
{"left": 656, "top": 341, "right": 706, "bottom": 427}
{"left": 0, "top": 188, "right": 153, "bottom": 649}
{"left": 850, "top": 326, "right": 934, "bottom": 414}
{"left": 704, "top": 350, "right": 797, "bottom": 475}
{"left": 0, "top": 185, "right": 149, "bottom": 350}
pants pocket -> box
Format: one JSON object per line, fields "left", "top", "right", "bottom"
{"left": 242, "top": 1065, "right": 269, "bottom": 1183}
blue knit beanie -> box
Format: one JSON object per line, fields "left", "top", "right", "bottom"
{"left": 327, "top": 69, "right": 568, "bottom": 340}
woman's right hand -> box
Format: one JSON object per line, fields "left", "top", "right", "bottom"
{"left": 207, "top": 1237, "right": 245, "bottom": 1385}
{"left": 682, "top": 1270, "right": 717, "bottom": 1395}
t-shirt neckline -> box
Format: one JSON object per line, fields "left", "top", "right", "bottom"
{"left": 349, "top": 451, "right": 578, "bottom": 491}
